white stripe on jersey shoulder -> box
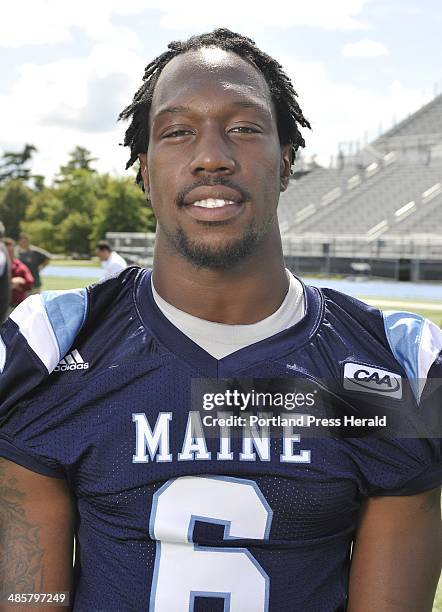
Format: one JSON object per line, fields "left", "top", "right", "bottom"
{"left": 383, "top": 310, "right": 442, "bottom": 402}
{"left": 10, "top": 294, "right": 60, "bottom": 373}
{"left": 0, "top": 334, "right": 5, "bottom": 372}
{"left": 9, "top": 289, "right": 88, "bottom": 373}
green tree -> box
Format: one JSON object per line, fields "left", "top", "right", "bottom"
{"left": 23, "top": 169, "right": 102, "bottom": 254}
{"left": 5, "top": 153, "right": 156, "bottom": 255}
{"left": 58, "top": 146, "right": 98, "bottom": 176}
{"left": 21, "top": 187, "right": 65, "bottom": 252}
{"left": 32, "top": 175, "right": 46, "bottom": 192}
{"left": 53, "top": 169, "right": 102, "bottom": 253}
{"left": 0, "top": 144, "right": 37, "bottom": 183}
{"left": 59, "top": 211, "right": 93, "bottom": 254}
{"left": 0, "top": 179, "right": 33, "bottom": 238}
{"left": 91, "top": 176, "right": 155, "bottom": 243}
{"left": 56, "top": 168, "right": 100, "bottom": 216}
{"left": 20, "top": 218, "right": 59, "bottom": 252}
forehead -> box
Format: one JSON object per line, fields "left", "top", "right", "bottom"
{"left": 150, "top": 48, "right": 273, "bottom": 120}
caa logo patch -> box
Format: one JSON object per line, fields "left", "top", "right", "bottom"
{"left": 343, "top": 362, "right": 402, "bottom": 399}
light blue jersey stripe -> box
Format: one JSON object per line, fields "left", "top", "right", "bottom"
{"left": 383, "top": 311, "right": 442, "bottom": 402}
{"left": 41, "top": 289, "right": 88, "bottom": 358}
{"left": 7, "top": 289, "right": 88, "bottom": 374}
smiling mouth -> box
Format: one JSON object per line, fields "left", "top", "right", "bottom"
{"left": 192, "top": 198, "right": 237, "bottom": 208}
{"left": 183, "top": 198, "right": 245, "bottom": 223}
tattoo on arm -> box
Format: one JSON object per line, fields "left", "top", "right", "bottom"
{"left": 0, "top": 462, "right": 45, "bottom": 593}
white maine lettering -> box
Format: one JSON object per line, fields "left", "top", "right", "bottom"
{"left": 280, "top": 426, "right": 311, "bottom": 463}
{"left": 239, "top": 414, "right": 271, "bottom": 462}
{"left": 178, "top": 411, "right": 211, "bottom": 461}
{"left": 217, "top": 411, "right": 234, "bottom": 461}
{"left": 132, "top": 411, "right": 311, "bottom": 464}
{"left": 132, "top": 412, "right": 172, "bottom": 463}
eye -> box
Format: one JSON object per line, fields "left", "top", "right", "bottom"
{"left": 163, "top": 128, "right": 194, "bottom": 138}
{"left": 229, "top": 126, "right": 261, "bottom": 135}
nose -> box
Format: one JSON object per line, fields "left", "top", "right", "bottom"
{"left": 189, "top": 127, "right": 236, "bottom": 175}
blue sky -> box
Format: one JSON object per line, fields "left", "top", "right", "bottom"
{"left": 1, "top": 0, "right": 441, "bottom": 181}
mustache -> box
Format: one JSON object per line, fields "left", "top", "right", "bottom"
{"left": 175, "top": 177, "right": 252, "bottom": 207}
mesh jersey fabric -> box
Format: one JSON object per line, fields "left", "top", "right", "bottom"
{"left": 0, "top": 267, "right": 441, "bottom": 612}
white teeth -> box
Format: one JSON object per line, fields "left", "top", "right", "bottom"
{"left": 192, "top": 198, "right": 235, "bottom": 208}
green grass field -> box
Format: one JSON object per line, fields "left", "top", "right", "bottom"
{"left": 41, "top": 276, "right": 100, "bottom": 291}
{"left": 360, "top": 297, "right": 442, "bottom": 325}
{"left": 50, "top": 258, "right": 102, "bottom": 267}
{"left": 41, "top": 269, "right": 442, "bottom": 609}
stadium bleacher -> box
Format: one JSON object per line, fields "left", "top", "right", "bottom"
{"left": 395, "top": 186, "right": 442, "bottom": 233}
{"left": 276, "top": 92, "right": 442, "bottom": 279}
{"left": 375, "top": 92, "right": 442, "bottom": 143}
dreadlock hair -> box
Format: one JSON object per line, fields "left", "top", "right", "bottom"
{"left": 119, "top": 28, "right": 311, "bottom": 188}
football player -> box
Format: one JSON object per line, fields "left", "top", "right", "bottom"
{"left": 0, "top": 29, "right": 441, "bottom": 611}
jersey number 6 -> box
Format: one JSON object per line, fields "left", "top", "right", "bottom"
{"left": 149, "top": 475, "right": 273, "bottom": 611}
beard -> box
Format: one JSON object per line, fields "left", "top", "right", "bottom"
{"left": 155, "top": 177, "right": 277, "bottom": 269}
{"left": 163, "top": 221, "right": 265, "bottom": 270}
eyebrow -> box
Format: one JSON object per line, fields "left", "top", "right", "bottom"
{"left": 153, "top": 100, "right": 271, "bottom": 120}
{"left": 152, "top": 106, "right": 191, "bottom": 121}
{"left": 154, "top": 105, "right": 190, "bottom": 119}
{"left": 230, "top": 100, "right": 270, "bottom": 114}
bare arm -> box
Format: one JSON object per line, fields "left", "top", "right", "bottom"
{"left": 348, "top": 487, "right": 442, "bottom": 612}
{"left": 0, "top": 458, "right": 75, "bottom": 612}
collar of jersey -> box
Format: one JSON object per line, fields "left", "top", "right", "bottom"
{"left": 136, "top": 269, "right": 324, "bottom": 377}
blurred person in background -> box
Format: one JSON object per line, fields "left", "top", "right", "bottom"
{"left": 95, "top": 240, "right": 127, "bottom": 280}
{"left": 18, "top": 232, "right": 50, "bottom": 294}
{"left": 0, "top": 222, "right": 10, "bottom": 323}
{"left": 3, "top": 237, "right": 34, "bottom": 314}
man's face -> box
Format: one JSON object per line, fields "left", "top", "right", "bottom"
{"left": 139, "top": 48, "right": 291, "bottom": 269}
{"left": 19, "top": 236, "right": 29, "bottom": 250}
{"left": 95, "top": 248, "right": 109, "bottom": 261}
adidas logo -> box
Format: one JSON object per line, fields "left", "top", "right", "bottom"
{"left": 54, "top": 349, "right": 89, "bottom": 372}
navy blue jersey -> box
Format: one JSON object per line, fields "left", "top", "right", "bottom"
{"left": 0, "top": 267, "right": 441, "bottom": 612}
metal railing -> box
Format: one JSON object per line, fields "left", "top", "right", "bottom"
{"left": 281, "top": 234, "right": 442, "bottom": 260}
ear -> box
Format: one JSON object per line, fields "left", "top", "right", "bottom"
{"left": 279, "top": 144, "right": 292, "bottom": 192}
{"left": 138, "top": 153, "right": 150, "bottom": 196}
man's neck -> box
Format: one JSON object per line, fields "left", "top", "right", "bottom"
{"left": 152, "top": 228, "right": 288, "bottom": 325}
